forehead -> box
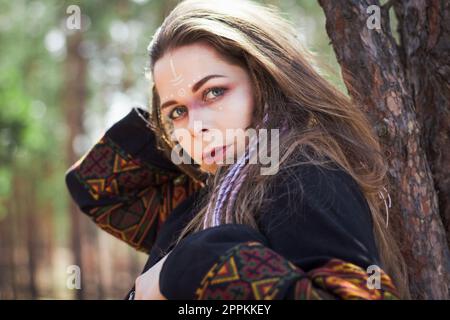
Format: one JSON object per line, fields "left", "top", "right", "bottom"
{"left": 153, "top": 43, "right": 233, "bottom": 98}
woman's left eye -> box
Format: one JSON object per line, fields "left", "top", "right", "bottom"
{"left": 203, "top": 87, "right": 227, "bottom": 101}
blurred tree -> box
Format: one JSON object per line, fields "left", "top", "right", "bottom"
{"left": 64, "top": 29, "right": 87, "bottom": 300}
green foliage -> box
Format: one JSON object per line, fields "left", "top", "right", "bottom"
{"left": 0, "top": 0, "right": 348, "bottom": 298}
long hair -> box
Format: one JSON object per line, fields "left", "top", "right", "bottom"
{"left": 146, "top": 0, "right": 410, "bottom": 299}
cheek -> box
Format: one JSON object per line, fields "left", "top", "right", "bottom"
{"left": 221, "top": 89, "right": 254, "bottom": 129}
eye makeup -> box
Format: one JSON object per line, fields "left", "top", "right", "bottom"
{"left": 163, "top": 86, "right": 229, "bottom": 121}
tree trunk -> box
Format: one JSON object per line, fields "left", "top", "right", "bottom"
{"left": 25, "top": 178, "right": 39, "bottom": 299}
{"left": 318, "top": 0, "right": 450, "bottom": 299}
{"left": 64, "top": 31, "right": 87, "bottom": 300}
{"left": 393, "top": 0, "right": 450, "bottom": 249}
{"left": 0, "top": 195, "right": 17, "bottom": 299}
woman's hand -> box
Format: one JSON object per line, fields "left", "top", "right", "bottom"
{"left": 134, "top": 252, "right": 170, "bottom": 300}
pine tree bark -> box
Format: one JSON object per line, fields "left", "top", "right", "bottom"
{"left": 393, "top": 0, "right": 450, "bottom": 249}
{"left": 318, "top": 0, "right": 450, "bottom": 299}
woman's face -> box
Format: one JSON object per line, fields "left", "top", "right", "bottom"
{"left": 153, "top": 42, "right": 255, "bottom": 174}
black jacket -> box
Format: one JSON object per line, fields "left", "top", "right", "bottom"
{"left": 65, "top": 107, "right": 399, "bottom": 300}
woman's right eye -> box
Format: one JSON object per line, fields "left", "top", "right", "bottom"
{"left": 168, "top": 106, "right": 187, "bottom": 120}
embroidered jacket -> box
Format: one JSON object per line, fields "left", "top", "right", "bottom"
{"left": 65, "top": 107, "right": 399, "bottom": 300}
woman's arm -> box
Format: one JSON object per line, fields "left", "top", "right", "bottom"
{"left": 158, "top": 225, "right": 398, "bottom": 300}
{"left": 65, "top": 107, "right": 203, "bottom": 253}
{"left": 157, "top": 164, "right": 399, "bottom": 299}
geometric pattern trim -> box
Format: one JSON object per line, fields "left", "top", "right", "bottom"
{"left": 71, "top": 135, "right": 203, "bottom": 253}
{"left": 195, "top": 242, "right": 400, "bottom": 300}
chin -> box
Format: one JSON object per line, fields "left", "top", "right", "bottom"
{"left": 199, "top": 163, "right": 218, "bottom": 175}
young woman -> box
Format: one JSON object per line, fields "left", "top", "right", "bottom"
{"left": 65, "top": 0, "right": 409, "bottom": 300}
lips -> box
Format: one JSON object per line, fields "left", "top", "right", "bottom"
{"left": 202, "top": 145, "right": 230, "bottom": 162}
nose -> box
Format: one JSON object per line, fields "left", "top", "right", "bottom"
{"left": 187, "top": 107, "right": 210, "bottom": 137}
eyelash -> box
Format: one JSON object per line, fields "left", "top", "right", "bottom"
{"left": 168, "top": 86, "right": 228, "bottom": 121}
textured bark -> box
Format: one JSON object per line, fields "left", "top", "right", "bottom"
{"left": 318, "top": 0, "right": 450, "bottom": 299}
{"left": 393, "top": 0, "right": 450, "bottom": 249}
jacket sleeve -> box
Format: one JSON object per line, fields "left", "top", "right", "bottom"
{"left": 158, "top": 164, "right": 400, "bottom": 300}
{"left": 65, "top": 107, "right": 203, "bottom": 253}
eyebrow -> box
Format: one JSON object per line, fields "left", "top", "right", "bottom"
{"left": 160, "top": 74, "right": 227, "bottom": 110}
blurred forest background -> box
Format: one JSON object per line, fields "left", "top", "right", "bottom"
{"left": 0, "top": 0, "right": 344, "bottom": 299}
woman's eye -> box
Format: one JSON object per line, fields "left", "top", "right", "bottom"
{"left": 168, "top": 106, "right": 187, "bottom": 121}
{"left": 203, "top": 87, "right": 227, "bottom": 102}
{"left": 167, "top": 87, "right": 227, "bottom": 121}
